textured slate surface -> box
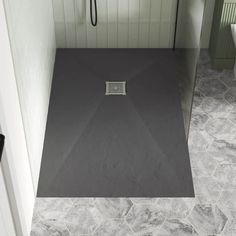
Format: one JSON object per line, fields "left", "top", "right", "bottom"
{"left": 37, "top": 49, "right": 194, "bottom": 197}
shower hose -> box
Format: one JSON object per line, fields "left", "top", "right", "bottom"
{"left": 90, "top": 0, "right": 97, "bottom": 26}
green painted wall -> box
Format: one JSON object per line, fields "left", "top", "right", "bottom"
{"left": 209, "top": 0, "right": 236, "bottom": 69}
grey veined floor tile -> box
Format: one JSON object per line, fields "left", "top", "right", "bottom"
{"left": 94, "top": 219, "right": 134, "bottom": 236}
{"left": 154, "top": 219, "right": 198, "bottom": 236}
{"left": 126, "top": 204, "right": 166, "bottom": 233}
{"left": 94, "top": 198, "right": 133, "bottom": 219}
{"left": 198, "top": 78, "right": 228, "bottom": 98}
{"left": 188, "top": 204, "right": 228, "bottom": 235}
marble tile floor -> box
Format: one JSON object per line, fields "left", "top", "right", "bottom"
{"left": 31, "top": 52, "right": 236, "bottom": 236}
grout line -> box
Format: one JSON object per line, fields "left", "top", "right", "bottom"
{"left": 106, "top": 0, "right": 108, "bottom": 48}
{"left": 74, "top": 0, "right": 77, "bottom": 47}
{"left": 158, "top": 0, "right": 163, "bottom": 48}
{"left": 62, "top": 0, "right": 67, "bottom": 47}
{"left": 138, "top": 0, "right": 141, "bottom": 47}
{"left": 127, "top": 0, "right": 130, "bottom": 48}
{"left": 148, "top": 0, "right": 151, "bottom": 48}
{"left": 85, "top": 0, "right": 88, "bottom": 48}
{"left": 117, "top": 0, "right": 119, "bottom": 48}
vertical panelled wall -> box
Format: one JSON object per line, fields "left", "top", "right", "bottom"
{"left": 201, "top": 0, "right": 215, "bottom": 48}
{"left": 52, "top": 0, "right": 178, "bottom": 48}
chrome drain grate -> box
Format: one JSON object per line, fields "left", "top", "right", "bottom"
{"left": 105, "top": 81, "right": 126, "bottom": 95}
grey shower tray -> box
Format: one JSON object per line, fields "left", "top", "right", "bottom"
{"left": 37, "top": 49, "right": 194, "bottom": 197}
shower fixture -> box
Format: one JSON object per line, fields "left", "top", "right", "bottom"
{"left": 173, "top": 0, "right": 180, "bottom": 50}
{"left": 90, "top": 0, "right": 97, "bottom": 26}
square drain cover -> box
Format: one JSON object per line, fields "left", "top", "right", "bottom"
{"left": 105, "top": 81, "right": 126, "bottom": 95}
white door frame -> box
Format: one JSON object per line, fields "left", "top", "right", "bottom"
{"left": 0, "top": 0, "right": 35, "bottom": 235}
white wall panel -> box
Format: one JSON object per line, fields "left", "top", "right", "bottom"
{"left": 64, "top": 0, "right": 76, "bottom": 47}
{"left": 139, "top": 23, "right": 150, "bottom": 47}
{"left": 52, "top": 0, "right": 178, "bottom": 48}
{"left": 4, "top": 0, "right": 56, "bottom": 190}
{"left": 75, "top": 0, "right": 86, "bottom": 23}
{"left": 108, "top": 0, "right": 118, "bottom": 22}
{"left": 53, "top": 0, "right": 214, "bottom": 48}
{"left": 129, "top": 23, "right": 139, "bottom": 47}
{"left": 0, "top": 0, "right": 41, "bottom": 233}
{"left": 108, "top": 23, "right": 118, "bottom": 47}
{"left": 139, "top": 0, "right": 151, "bottom": 22}
{"left": 129, "top": 0, "right": 140, "bottom": 23}
{"left": 53, "top": 0, "right": 66, "bottom": 47}
{"left": 87, "top": 24, "right": 97, "bottom": 47}
{"left": 77, "top": 23, "right": 87, "bottom": 47}
{"left": 118, "top": 23, "right": 129, "bottom": 47}
{"left": 97, "top": 23, "right": 108, "bottom": 48}
{"left": 118, "top": 0, "right": 129, "bottom": 23}
{"left": 64, "top": 0, "right": 76, "bottom": 22}
{"left": 97, "top": 0, "right": 108, "bottom": 22}
{"left": 160, "top": 23, "right": 171, "bottom": 48}
{"left": 150, "top": 0, "right": 161, "bottom": 22}
{"left": 161, "top": 0, "right": 174, "bottom": 22}
{"left": 149, "top": 22, "right": 160, "bottom": 47}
